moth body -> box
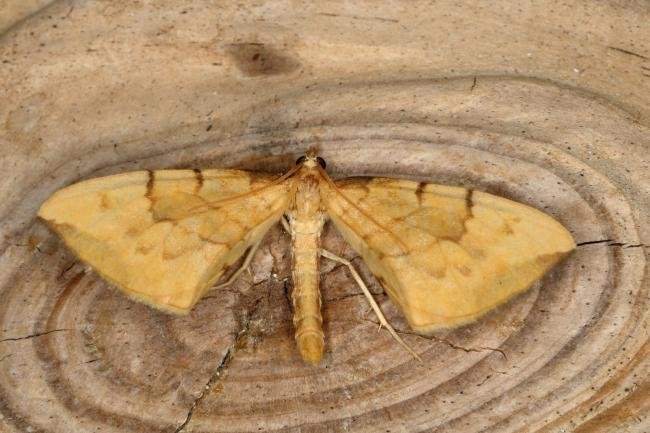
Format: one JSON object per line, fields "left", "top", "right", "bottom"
{"left": 287, "top": 161, "right": 326, "bottom": 364}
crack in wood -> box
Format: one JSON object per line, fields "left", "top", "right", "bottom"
{"left": 606, "top": 46, "right": 649, "bottom": 60}
{"left": 316, "top": 12, "right": 399, "bottom": 23}
{"left": 174, "top": 294, "right": 264, "bottom": 433}
{"left": 0, "top": 328, "right": 72, "bottom": 343}
{"left": 324, "top": 287, "right": 384, "bottom": 303}
{"left": 576, "top": 239, "right": 647, "bottom": 248}
{"left": 57, "top": 261, "right": 77, "bottom": 280}
{"left": 12, "top": 242, "right": 43, "bottom": 253}
{"left": 325, "top": 292, "right": 366, "bottom": 303}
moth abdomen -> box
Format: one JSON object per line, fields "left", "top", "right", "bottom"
{"left": 288, "top": 168, "right": 326, "bottom": 364}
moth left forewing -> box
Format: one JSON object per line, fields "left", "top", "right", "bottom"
{"left": 321, "top": 177, "right": 575, "bottom": 334}
{"left": 39, "top": 169, "right": 293, "bottom": 314}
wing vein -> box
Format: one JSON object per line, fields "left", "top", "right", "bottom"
{"left": 319, "top": 167, "right": 410, "bottom": 252}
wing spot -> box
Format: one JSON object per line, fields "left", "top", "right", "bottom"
{"left": 145, "top": 169, "right": 159, "bottom": 215}
{"left": 415, "top": 182, "right": 426, "bottom": 205}
{"left": 458, "top": 265, "right": 472, "bottom": 276}
{"left": 126, "top": 225, "right": 146, "bottom": 237}
{"left": 162, "top": 251, "right": 179, "bottom": 260}
{"left": 99, "top": 193, "right": 111, "bottom": 209}
{"left": 136, "top": 244, "right": 153, "bottom": 255}
{"left": 450, "top": 188, "right": 475, "bottom": 242}
{"left": 146, "top": 170, "right": 155, "bottom": 198}
{"left": 426, "top": 267, "right": 447, "bottom": 278}
{"left": 193, "top": 168, "right": 204, "bottom": 193}
{"left": 153, "top": 216, "right": 177, "bottom": 225}
{"left": 465, "top": 188, "right": 475, "bottom": 218}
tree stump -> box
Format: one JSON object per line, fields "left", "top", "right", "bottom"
{"left": 0, "top": 1, "right": 647, "bottom": 432}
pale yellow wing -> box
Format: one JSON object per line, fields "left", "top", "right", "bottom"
{"left": 321, "top": 177, "right": 575, "bottom": 333}
{"left": 39, "top": 169, "right": 294, "bottom": 314}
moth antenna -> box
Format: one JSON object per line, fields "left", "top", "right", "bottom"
{"left": 305, "top": 146, "right": 319, "bottom": 158}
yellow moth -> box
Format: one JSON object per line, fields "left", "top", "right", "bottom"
{"left": 38, "top": 152, "right": 575, "bottom": 364}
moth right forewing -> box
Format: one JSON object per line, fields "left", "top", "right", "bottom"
{"left": 322, "top": 176, "right": 574, "bottom": 332}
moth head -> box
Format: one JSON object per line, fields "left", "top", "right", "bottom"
{"left": 295, "top": 155, "right": 326, "bottom": 169}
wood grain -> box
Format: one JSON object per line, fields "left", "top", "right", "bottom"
{"left": 0, "top": 1, "right": 647, "bottom": 432}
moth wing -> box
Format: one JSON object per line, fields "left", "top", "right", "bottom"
{"left": 39, "top": 169, "right": 294, "bottom": 314}
{"left": 322, "top": 177, "right": 575, "bottom": 333}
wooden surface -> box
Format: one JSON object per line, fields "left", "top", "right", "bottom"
{"left": 0, "top": 1, "right": 648, "bottom": 432}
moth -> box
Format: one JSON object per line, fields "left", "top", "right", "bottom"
{"left": 38, "top": 152, "right": 575, "bottom": 364}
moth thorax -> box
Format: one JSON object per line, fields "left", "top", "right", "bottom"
{"left": 293, "top": 173, "right": 322, "bottom": 215}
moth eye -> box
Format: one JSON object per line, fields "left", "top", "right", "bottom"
{"left": 316, "top": 157, "right": 327, "bottom": 169}
{"left": 295, "top": 156, "right": 307, "bottom": 165}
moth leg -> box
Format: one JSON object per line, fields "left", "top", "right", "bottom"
{"left": 320, "top": 249, "right": 422, "bottom": 362}
{"left": 281, "top": 215, "right": 291, "bottom": 232}
{"left": 213, "top": 238, "right": 263, "bottom": 290}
